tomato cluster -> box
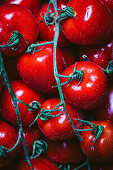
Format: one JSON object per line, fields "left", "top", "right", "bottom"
{"left": 0, "top": 0, "right": 113, "bottom": 170}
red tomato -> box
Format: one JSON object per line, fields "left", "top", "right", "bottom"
{"left": 79, "top": 41, "right": 113, "bottom": 69}
{"left": 0, "top": 0, "right": 41, "bottom": 16}
{"left": 0, "top": 80, "right": 44, "bottom": 126}
{"left": 16, "top": 156, "right": 59, "bottom": 170}
{"left": 0, "top": 121, "right": 19, "bottom": 168}
{"left": 61, "top": 61, "right": 107, "bottom": 110}
{"left": 80, "top": 120, "right": 113, "bottom": 162}
{"left": 36, "top": 0, "right": 70, "bottom": 46}
{"left": 17, "top": 42, "right": 65, "bottom": 93}
{"left": 62, "top": 0, "right": 113, "bottom": 45}
{"left": 92, "top": 83, "right": 113, "bottom": 121}
{"left": 37, "top": 98, "right": 84, "bottom": 140}
{"left": 0, "top": 4, "right": 38, "bottom": 57}
{"left": 46, "top": 137, "right": 85, "bottom": 164}
{"left": 18, "top": 126, "right": 43, "bottom": 157}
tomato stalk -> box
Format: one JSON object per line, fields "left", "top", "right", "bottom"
{"left": 51, "top": 0, "right": 83, "bottom": 142}
{"left": 0, "top": 52, "right": 33, "bottom": 170}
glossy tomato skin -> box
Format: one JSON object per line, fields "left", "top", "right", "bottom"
{"left": 16, "top": 156, "right": 59, "bottom": 170}
{"left": 37, "top": 98, "right": 84, "bottom": 140}
{"left": 0, "top": 4, "right": 38, "bottom": 57}
{"left": 61, "top": 61, "right": 107, "bottom": 110}
{"left": 18, "top": 126, "right": 43, "bottom": 157}
{"left": 36, "top": 0, "right": 70, "bottom": 46}
{"left": 92, "top": 84, "right": 113, "bottom": 121}
{"left": 0, "top": 121, "right": 19, "bottom": 168}
{"left": 0, "top": 80, "right": 44, "bottom": 126}
{"left": 79, "top": 41, "right": 113, "bottom": 69}
{"left": 17, "top": 42, "right": 65, "bottom": 93}
{"left": 45, "top": 138, "right": 85, "bottom": 164}
{"left": 80, "top": 120, "right": 113, "bottom": 162}
{"left": 62, "top": 0, "right": 113, "bottom": 45}
{"left": 1, "top": 0, "right": 41, "bottom": 16}
{"left": 99, "top": 0, "right": 113, "bottom": 13}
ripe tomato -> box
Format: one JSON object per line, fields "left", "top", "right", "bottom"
{"left": 45, "top": 137, "right": 85, "bottom": 164}
{"left": 17, "top": 42, "right": 65, "bottom": 93}
{"left": 0, "top": 121, "right": 19, "bottom": 168}
{"left": 62, "top": 0, "right": 113, "bottom": 45}
{"left": 79, "top": 41, "right": 113, "bottom": 69}
{"left": 0, "top": 80, "right": 44, "bottom": 126}
{"left": 61, "top": 61, "right": 107, "bottom": 110}
{"left": 37, "top": 98, "right": 84, "bottom": 140}
{"left": 0, "top": 0, "right": 41, "bottom": 16}
{"left": 80, "top": 120, "right": 113, "bottom": 162}
{"left": 18, "top": 126, "right": 43, "bottom": 157}
{"left": 16, "top": 156, "right": 59, "bottom": 170}
{"left": 0, "top": 4, "right": 38, "bottom": 57}
{"left": 36, "top": 0, "right": 70, "bottom": 46}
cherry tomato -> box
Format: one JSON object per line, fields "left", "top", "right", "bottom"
{"left": 0, "top": 4, "right": 38, "bottom": 57}
{"left": 80, "top": 120, "right": 113, "bottom": 162}
{"left": 45, "top": 137, "right": 85, "bottom": 164}
{"left": 36, "top": 0, "right": 70, "bottom": 46}
{"left": 0, "top": 80, "right": 44, "bottom": 126}
{"left": 79, "top": 41, "right": 113, "bottom": 69}
{"left": 62, "top": 0, "right": 113, "bottom": 45}
{"left": 0, "top": 0, "right": 41, "bottom": 16}
{"left": 0, "top": 121, "right": 19, "bottom": 168}
{"left": 37, "top": 98, "right": 84, "bottom": 140}
{"left": 18, "top": 126, "right": 43, "bottom": 157}
{"left": 16, "top": 156, "right": 59, "bottom": 170}
{"left": 17, "top": 42, "right": 65, "bottom": 93}
{"left": 61, "top": 61, "right": 107, "bottom": 110}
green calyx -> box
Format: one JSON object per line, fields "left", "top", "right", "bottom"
{"left": 30, "top": 140, "right": 47, "bottom": 159}
{"left": 75, "top": 119, "right": 104, "bottom": 150}
{"left": 56, "top": 6, "right": 77, "bottom": 22}
{"left": 44, "top": 12, "right": 55, "bottom": 25}
{"left": 28, "top": 101, "right": 41, "bottom": 112}
{"left": 0, "top": 31, "right": 28, "bottom": 51}
{"left": 0, "top": 146, "right": 8, "bottom": 157}
{"left": 103, "top": 60, "right": 113, "bottom": 74}
{"left": 59, "top": 63, "right": 84, "bottom": 87}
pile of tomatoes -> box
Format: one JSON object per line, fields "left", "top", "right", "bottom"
{"left": 0, "top": 0, "right": 113, "bottom": 169}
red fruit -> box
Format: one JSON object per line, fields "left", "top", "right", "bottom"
{"left": 0, "top": 80, "right": 44, "bottom": 126}
{"left": 62, "top": 0, "right": 113, "bottom": 45}
{"left": 0, "top": 121, "right": 19, "bottom": 168}
{"left": 16, "top": 156, "right": 59, "bottom": 170}
{"left": 37, "top": 98, "right": 84, "bottom": 140}
{"left": 0, "top": 4, "right": 38, "bottom": 56}
{"left": 17, "top": 42, "right": 65, "bottom": 93}
{"left": 80, "top": 120, "right": 113, "bottom": 162}
{"left": 46, "top": 138, "right": 85, "bottom": 164}
{"left": 61, "top": 61, "right": 107, "bottom": 110}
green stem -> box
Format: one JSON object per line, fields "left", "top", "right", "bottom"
{"left": 0, "top": 53, "right": 33, "bottom": 170}
{"left": 52, "top": 0, "right": 83, "bottom": 141}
